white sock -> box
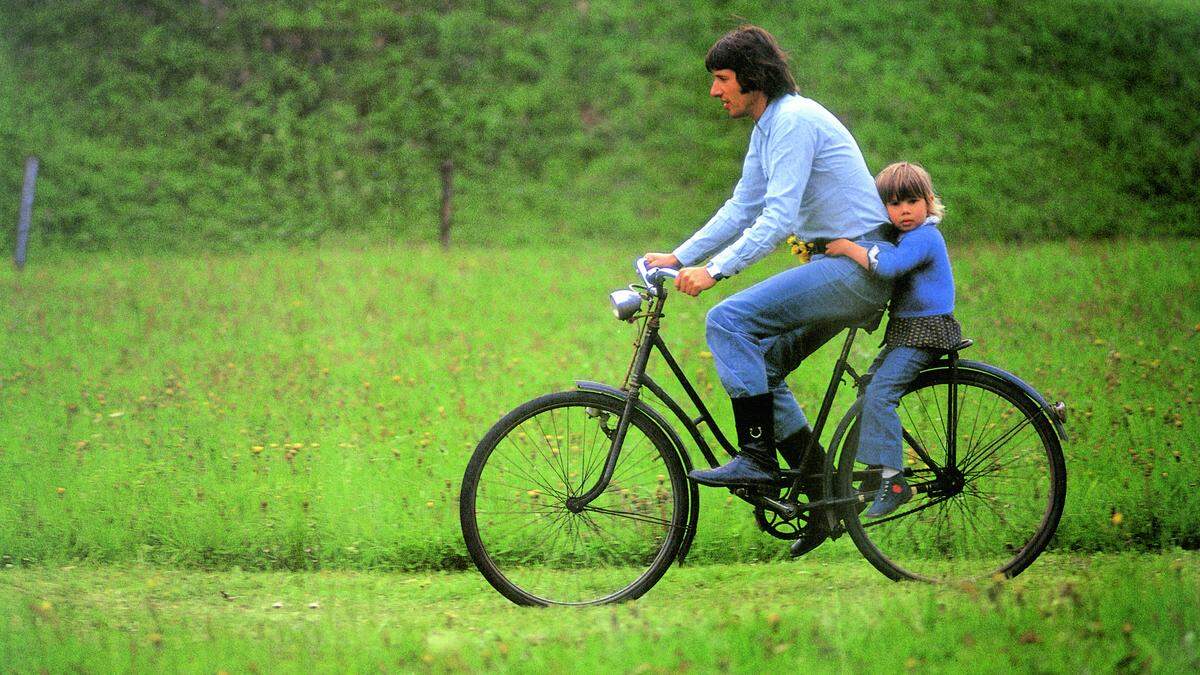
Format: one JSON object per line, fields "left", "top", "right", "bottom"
{"left": 880, "top": 467, "right": 900, "bottom": 479}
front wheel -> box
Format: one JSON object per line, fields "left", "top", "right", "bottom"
{"left": 460, "top": 390, "right": 688, "bottom": 605}
{"left": 838, "top": 367, "right": 1066, "bottom": 582}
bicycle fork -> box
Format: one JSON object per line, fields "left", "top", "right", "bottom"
{"left": 565, "top": 294, "right": 664, "bottom": 513}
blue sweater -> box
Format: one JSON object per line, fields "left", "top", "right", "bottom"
{"left": 867, "top": 219, "right": 955, "bottom": 318}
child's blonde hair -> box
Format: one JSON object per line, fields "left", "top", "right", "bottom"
{"left": 875, "top": 162, "right": 945, "bottom": 218}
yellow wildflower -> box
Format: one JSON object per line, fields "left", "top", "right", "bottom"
{"left": 786, "top": 235, "right": 815, "bottom": 263}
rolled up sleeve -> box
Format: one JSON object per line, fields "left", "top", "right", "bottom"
{"left": 673, "top": 141, "right": 766, "bottom": 267}
{"left": 709, "top": 117, "right": 816, "bottom": 276}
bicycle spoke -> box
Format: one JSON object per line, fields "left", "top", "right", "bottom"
{"left": 583, "top": 505, "right": 678, "bottom": 528}
{"left": 499, "top": 428, "right": 571, "bottom": 498}
{"left": 861, "top": 494, "right": 953, "bottom": 528}
{"left": 966, "top": 458, "right": 1038, "bottom": 486}
{"left": 842, "top": 370, "right": 1065, "bottom": 582}
{"left": 907, "top": 387, "right": 947, "bottom": 461}
{"left": 959, "top": 416, "right": 1034, "bottom": 477}
{"left": 463, "top": 393, "right": 685, "bottom": 605}
{"left": 531, "top": 413, "right": 571, "bottom": 487}
{"left": 488, "top": 446, "right": 571, "bottom": 501}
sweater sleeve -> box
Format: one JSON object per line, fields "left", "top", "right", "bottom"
{"left": 869, "top": 227, "right": 939, "bottom": 279}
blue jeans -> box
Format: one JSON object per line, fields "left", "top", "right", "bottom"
{"left": 705, "top": 248, "right": 892, "bottom": 440}
{"left": 854, "top": 346, "right": 937, "bottom": 469}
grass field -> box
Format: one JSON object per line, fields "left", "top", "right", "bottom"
{"left": 2, "top": 553, "right": 1197, "bottom": 672}
{"left": 1, "top": 239, "right": 1198, "bottom": 572}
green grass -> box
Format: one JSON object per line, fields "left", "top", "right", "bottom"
{"left": 2, "top": 553, "right": 1198, "bottom": 672}
{"left": 1, "top": 239, "right": 1197, "bottom": 570}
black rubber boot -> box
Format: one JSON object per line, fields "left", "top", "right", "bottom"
{"left": 780, "top": 427, "right": 831, "bottom": 558}
{"left": 776, "top": 427, "right": 825, "bottom": 474}
{"left": 688, "top": 393, "right": 779, "bottom": 487}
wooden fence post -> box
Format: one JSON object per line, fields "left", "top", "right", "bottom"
{"left": 15, "top": 156, "right": 38, "bottom": 270}
{"left": 440, "top": 159, "right": 453, "bottom": 249}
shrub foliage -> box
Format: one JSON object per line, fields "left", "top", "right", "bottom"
{"left": 0, "top": 0, "right": 1197, "bottom": 250}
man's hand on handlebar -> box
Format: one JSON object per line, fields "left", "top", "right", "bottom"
{"left": 642, "top": 252, "right": 680, "bottom": 270}
{"left": 640, "top": 253, "right": 715, "bottom": 296}
{"left": 674, "top": 266, "right": 717, "bottom": 297}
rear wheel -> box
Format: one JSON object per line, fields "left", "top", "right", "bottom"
{"left": 838, "top": 367, "right": 1066, "bottom": 582}
{"left": 460, "top": 390, "right": 687, "bottom": 605}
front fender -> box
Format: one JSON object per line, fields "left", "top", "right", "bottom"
{"left": 574, "top": 380, "right": 700, "bottom": 564}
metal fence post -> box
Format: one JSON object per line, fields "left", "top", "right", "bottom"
{"left": 15, "top": 156, "right": 38, "bottom": 270}
{"left": 440, "top": 159, "right": 453, "bottom": 249}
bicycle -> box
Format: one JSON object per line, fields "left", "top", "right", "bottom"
{"left": 460, "top": 260, "right": 1068, "bottom": 606}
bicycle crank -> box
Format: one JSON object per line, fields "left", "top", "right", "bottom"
{"left": 754, "top": 504, "right": 805, "bottom": 540}
{"left": 733, "top": 487, "right": 799, "bottom": 520}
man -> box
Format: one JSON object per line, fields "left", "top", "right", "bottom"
{"left": 644, "top": 26, "right": 892, "bottom": 501}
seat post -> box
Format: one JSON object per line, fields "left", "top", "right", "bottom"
{"left": 946, "top": 345, "right": 959, "bottom": 467}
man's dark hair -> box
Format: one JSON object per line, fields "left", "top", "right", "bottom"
{"left": 705, "top": 25, "right": 798, "bottom": 100}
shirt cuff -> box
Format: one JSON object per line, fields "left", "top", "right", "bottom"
{"left": 672, "top": 244, "right": 700, "bottom": 268}
{"left": 867, "top": 245, "right": 881, "bottom": 273}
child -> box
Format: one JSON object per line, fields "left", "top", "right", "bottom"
{"left": 825, "top": 162, "right": 962, "bottom": 518}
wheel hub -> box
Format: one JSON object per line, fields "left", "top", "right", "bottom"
{"left": 927, "top": 468, "right": 965, "bottom": 498}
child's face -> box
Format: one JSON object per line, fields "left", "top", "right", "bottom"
{"left": 885, "top": 196, "right": 929, "bottom": 232}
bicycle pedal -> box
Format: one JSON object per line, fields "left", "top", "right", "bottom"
{"left": 777, "top": 468, "right": 804, "bottom": 480}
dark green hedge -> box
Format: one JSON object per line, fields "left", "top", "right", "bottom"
{"left": 1, "top": 0, "right": 1196, "bottom": 250}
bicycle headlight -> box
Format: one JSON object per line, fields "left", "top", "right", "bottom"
{"left": 609, "top": 289, "right": 643, "bottom": 321}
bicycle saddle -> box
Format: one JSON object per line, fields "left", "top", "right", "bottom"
{"left": 936, "top": 338, "right": 973, "bottom": 354}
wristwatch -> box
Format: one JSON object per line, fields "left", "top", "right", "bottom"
{"left": 705, "top": 261, "right": 727, "bottom": 281}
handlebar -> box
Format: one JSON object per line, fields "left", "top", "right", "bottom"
{"left": 636, "top": 258, "right": 679, "bottom": 295}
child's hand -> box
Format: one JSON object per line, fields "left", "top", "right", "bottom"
{"left": 825, "top": 238, "right": 870, "bottom": 270}
{"left": 825, "top": 239, "right": 860, "bottom": 257}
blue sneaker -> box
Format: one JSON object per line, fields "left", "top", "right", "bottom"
{"left": 864, "top": 473, "right": 912, "bottom": 518}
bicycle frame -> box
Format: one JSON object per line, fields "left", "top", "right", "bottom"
{"left": 568, "top": 268, "right": 1068, "bottom": 532}
{"left": 567, "top": 282, "right": 867, "bottom": 521}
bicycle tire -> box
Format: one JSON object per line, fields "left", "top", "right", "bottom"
{"left": 460, "top": 390, "right": 687, "bottom": 605}
{"left": 837, "top": 367, "right": 1066, "bottom": 582}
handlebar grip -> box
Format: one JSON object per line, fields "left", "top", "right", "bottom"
{"left": 636, "top": 258, "right": 680, "bottom": 286}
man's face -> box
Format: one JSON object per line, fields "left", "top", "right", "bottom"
{"left": 709, "top": 69, "right": 762, "bottom": 119}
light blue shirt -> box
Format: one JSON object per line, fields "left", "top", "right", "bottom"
{"left": 673, "top": 94, "right": 889, "bottom": 276}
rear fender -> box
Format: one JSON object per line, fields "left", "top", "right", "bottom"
{"left": 933, "top": 360, "right": 1069, "bottom": 442}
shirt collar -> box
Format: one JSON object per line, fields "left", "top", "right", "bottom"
{"left": 756, "top": 93, "right": 791, "bottom": 129}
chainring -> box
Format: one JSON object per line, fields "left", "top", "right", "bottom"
{"left": 754, "top": 505, "right": 808, "bottom": 540}
{"left": 753, "top": 480, "right": 825, "bottom": 540}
